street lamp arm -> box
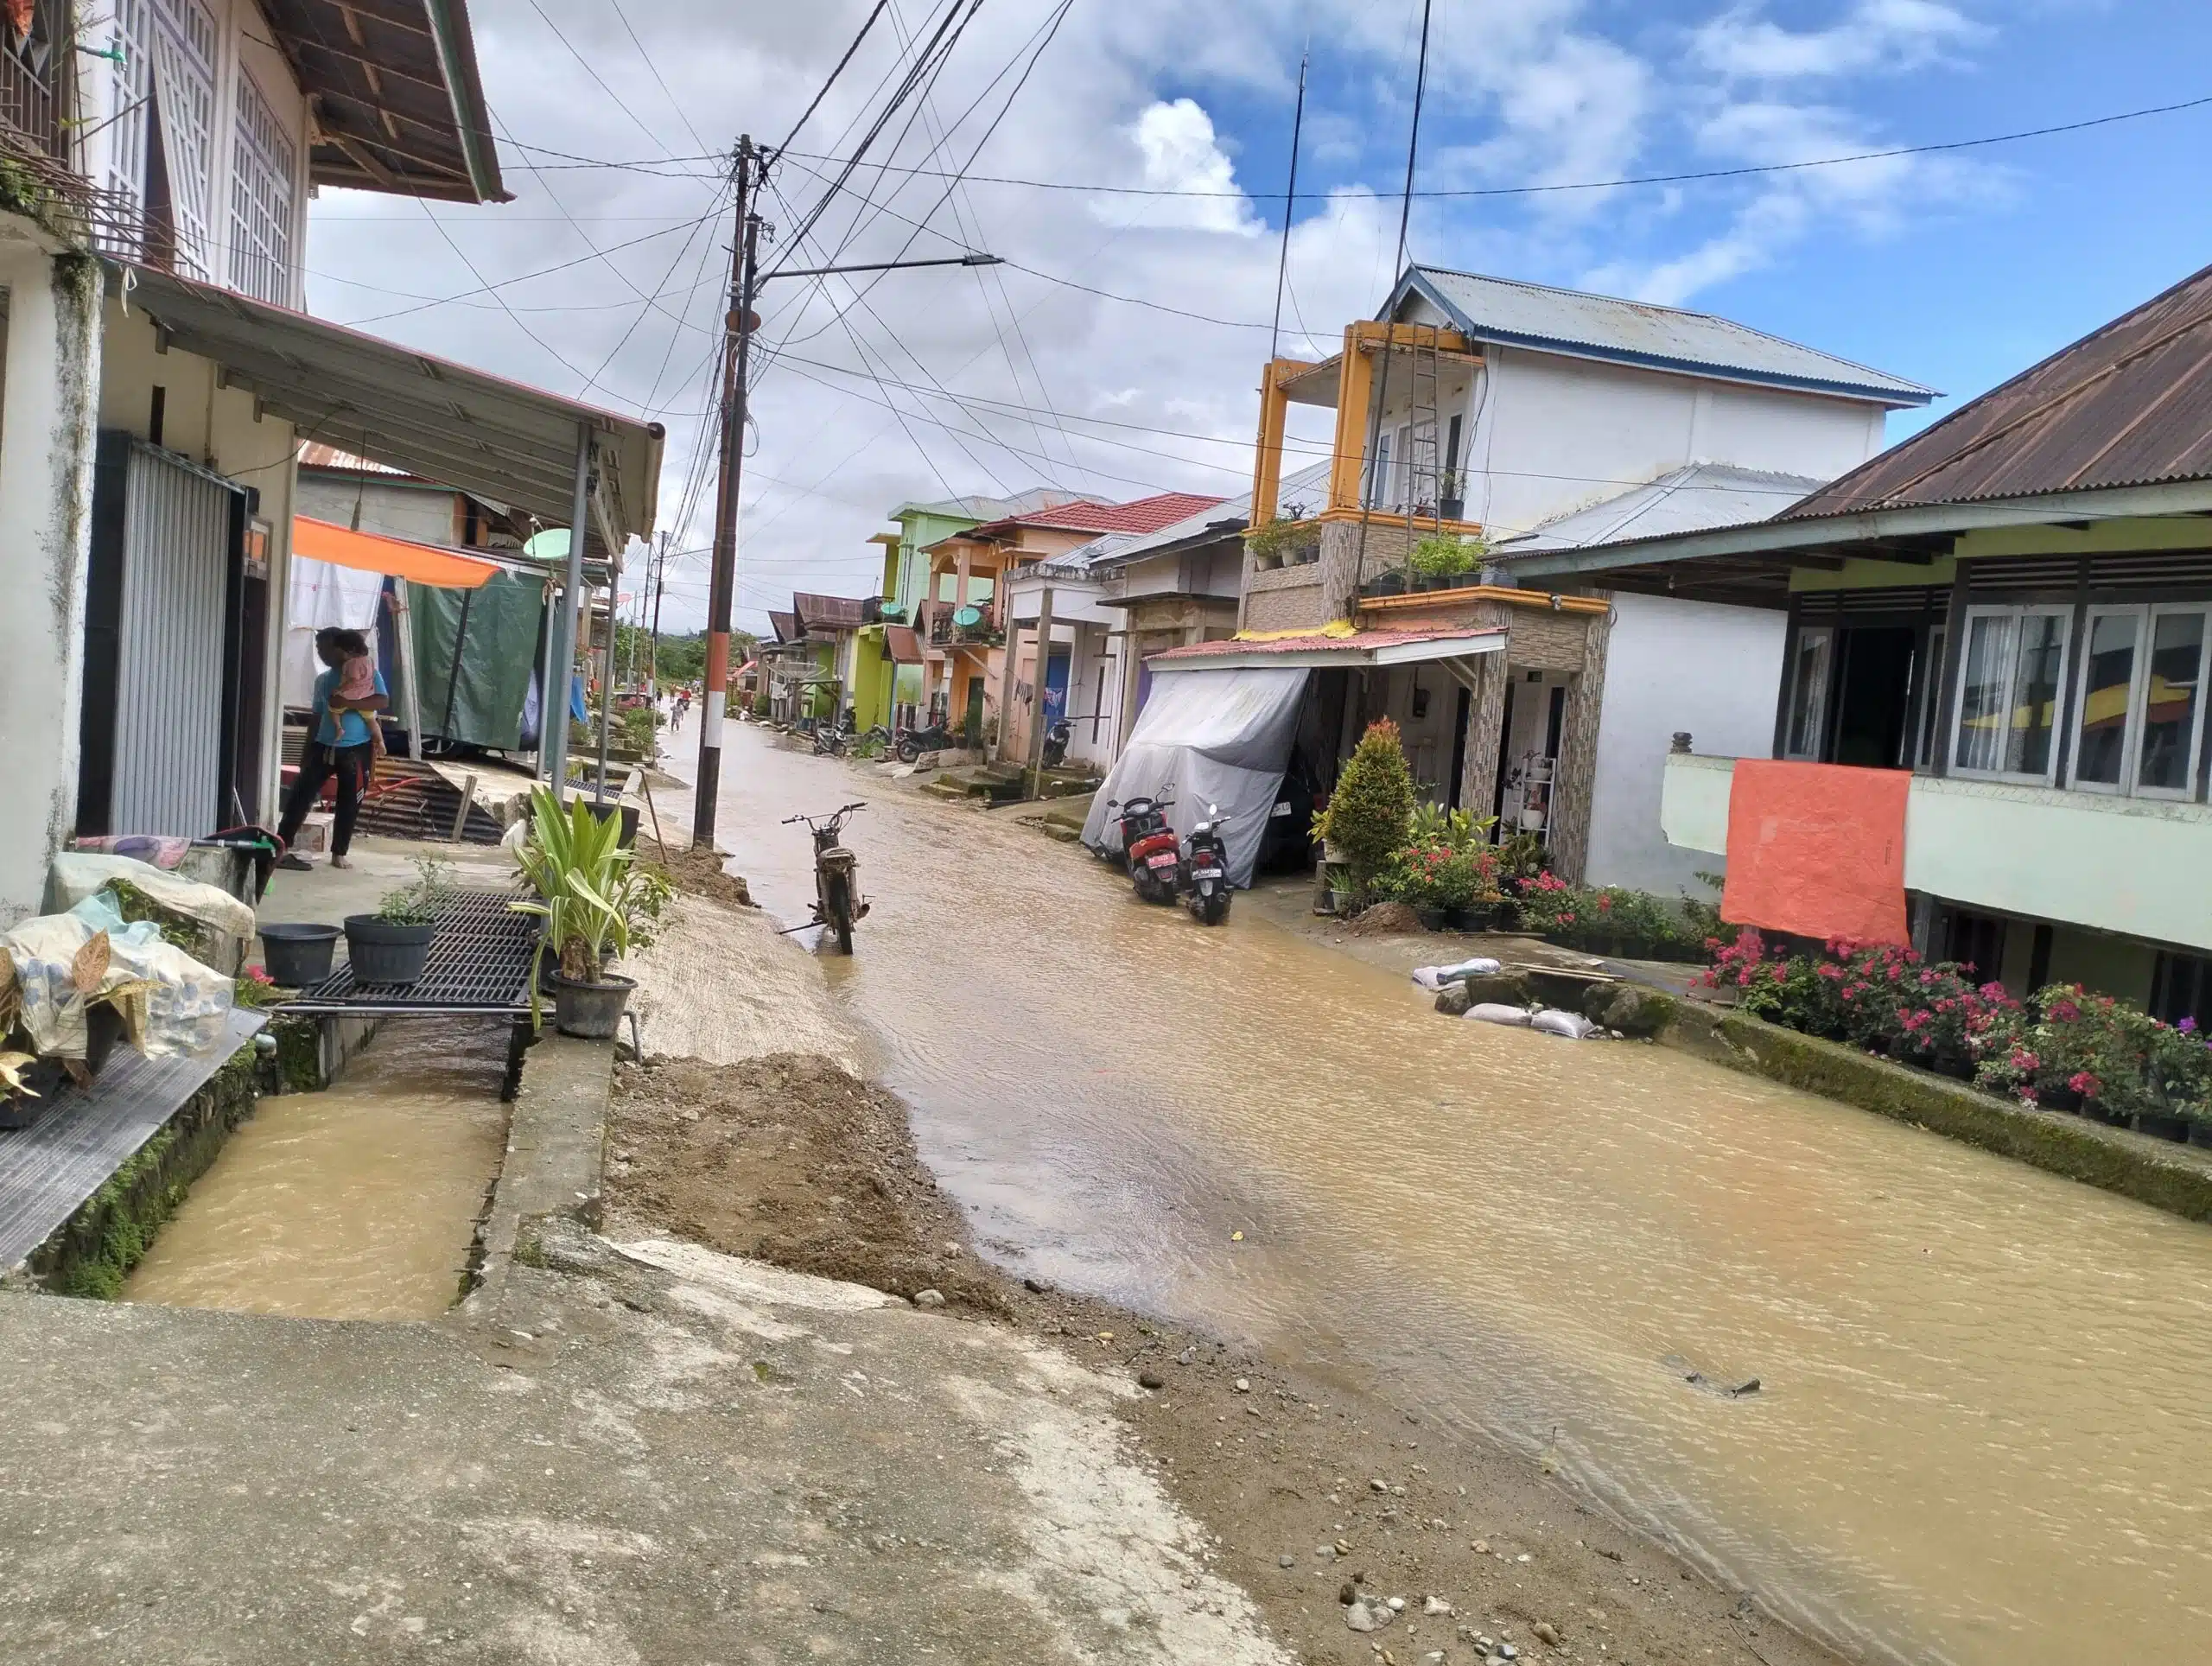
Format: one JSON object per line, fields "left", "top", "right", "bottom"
{"left": 763, "top": 252, "right": 1001, "bottom": 282}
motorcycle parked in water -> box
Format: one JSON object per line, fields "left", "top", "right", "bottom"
{"left": 1104, "top": 793, "right": 1180, "bottom": 904}
{"left": 783, "top": 802, "right": 869, "bottom": 953}
{"left": 1179, "top": 804, "right": 1235, "bottom": 925}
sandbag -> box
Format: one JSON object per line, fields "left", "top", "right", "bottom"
{"left": 1530, "top": 1008, "right": 1599, "bottom": 1040}
{"left": 3, "top": 895, "right": 234, "bottom": 1060}
{"left": 1465, "top": 1002, "right": 1532, "bottom": 1027}
{"left": 1410, "top": 956, "right": 1503, "bottom": 992}
{"left": 46, "top": 852, "right": 256, "bottom": 944}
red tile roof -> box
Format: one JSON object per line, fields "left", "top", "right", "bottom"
{"left": 1149, "top": 626, "right": 1503, "bottom": 662}
{"left": 970, "top": 492, "right": 1228, "bottom": 540}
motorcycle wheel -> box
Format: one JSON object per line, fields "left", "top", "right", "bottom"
{"left": 823, "top": 869, "right": 855, "bottom": 955}
{"left": 896, "top": 737, "right": 920, "bottom": 764}
{"left": 1202, "top": 890, "right": 1231, "bottom": 925}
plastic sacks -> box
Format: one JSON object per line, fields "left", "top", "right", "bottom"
{"left": 3, "top": 891, "right": 234, "bottom": 1060}
{"left": 1410, "top": 957, "right": 1503, "bottom": 993}
{"left": 1530, "top": 1008, "right": 1600, "bottom": 1040}
{"left": 48, "top": 852, "right": 256, "bottom": 943}
{"left": 1465, "top": 1003, "right": 1532, "bottom": 1027}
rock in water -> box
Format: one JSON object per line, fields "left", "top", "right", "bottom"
{"left": 1434, "top": 982, "right": 1475, "bottom": 1017}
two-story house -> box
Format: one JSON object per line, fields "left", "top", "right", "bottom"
{"left": 1511, "top": 259, "right": 2212, "bottom": 1021}
{"left": 0, "top": 0, "right": 662, "bottom": 922}
{"left": 1086, "top": 264, "right": 1929, "bottom": 887}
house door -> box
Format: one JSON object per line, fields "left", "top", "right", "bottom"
{"left": 1044, "top": 647, "right": 1070, "bottom": 723}
{"left": 964, "top": 675, "right": 985, "bottom": 741}
{"left": 1830, "top": 626, "right": 1918, "bottom": 767}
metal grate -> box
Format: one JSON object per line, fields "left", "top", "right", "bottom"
{"left": 280, "top": 889, "right": 540, "bottom": 1016}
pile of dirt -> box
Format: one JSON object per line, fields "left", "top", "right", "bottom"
{"left": 648, "top": 843, "right": 755, "bottom": 910}
{"left": 605, "top": 1052, "right": 1005, "bottom": 1314}
{"left": 1345, "top": 900, "right": 1424, "bottom": 935}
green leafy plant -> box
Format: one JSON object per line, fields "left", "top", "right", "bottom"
{"left": 1409, "top": 533, "right": 1483, "bottom": 580}
{"left": 1317, "top": 719, "right": 1414, "bottom": 895}
{"left": 377, "top": 857, "right": 455, "bottom": 926}
{"left": 1245, "top": 516, "right": 1320, "bottom": 567}
{"left": 512, "top": 788, "right": 639, "bottom": 1024}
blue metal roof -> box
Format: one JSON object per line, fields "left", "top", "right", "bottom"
{"left": 1395, "top": 266, "right": 1934, "bottom": 408}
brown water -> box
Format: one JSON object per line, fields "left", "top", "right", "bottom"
{"left": 679, "top": 722, "right": 2212, "bottom": 1666}
{"left": 124, "top": 1020, "right": 510, "bottom": 1320}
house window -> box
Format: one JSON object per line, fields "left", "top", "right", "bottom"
{"left": 109, "top": 0, "right": 219, "bottom": 277}
{"left": 229, "top": 72, "right": 296, "bottom": 305}
{"left": 2067, "top": 604, "right": 2208, "bottom": 798}
{"left": 1364, "top": 430, "right": 1393, "bottom": 509}
{"left": 1915, "top": 625, "right": 1947, "bottom": 767}
{"left": 1951, "top": 606, "right": 2069, "bottom": 782}
{"left": 2152, "top": 951, "right": 2212, "bottom": 1030}
{"left": 1782, "top": 625, "right": 1832, "bottom": 760}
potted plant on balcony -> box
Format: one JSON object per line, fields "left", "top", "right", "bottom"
{"left": 1410, "top": 533, "right": 1479, "bottom": 593}
{"left": 344, "top": 858, "right": 454, "bottom": 986}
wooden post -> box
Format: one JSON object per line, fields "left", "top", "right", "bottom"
{"left": 1027, "top": 585, "right": 1056, "bottom": 798}
{"left": 997, "top": 604, "right": 1021, "bottom": 763}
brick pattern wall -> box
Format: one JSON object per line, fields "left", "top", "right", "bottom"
{"left": 1243, "top": 570, "right": 1328, "bottom": 633}
{"left": 1502, "top": 607, "right": 1590, "bottom": 673}
{"left": 1458, "top": 652, "right": 1510, "bottom": 823}
{"left": 1544, "top": 604, "right": 1613, "bottom": 884}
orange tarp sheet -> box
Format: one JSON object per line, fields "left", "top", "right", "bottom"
{"left": 1720, "top": 760, "right": 1910, "bottom": 945}
{"left": 293, "top": 516, "right": 500, "bottom": 589}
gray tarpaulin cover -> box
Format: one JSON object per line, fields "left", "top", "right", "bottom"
{"left": 1082, "top": 665, "right": 1309, "bottom": 886}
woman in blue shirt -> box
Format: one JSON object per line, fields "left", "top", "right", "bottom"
{"left": 276, "top": 627, "right": 387, "bottom": 870}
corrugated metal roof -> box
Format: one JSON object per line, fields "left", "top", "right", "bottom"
{"left": 1399, "top": 266, "right": 1932, "bottom": 406}
{"left": 969, "top": 491, "right": 1228, "bottom": 542}
{"left": 793, "top": 592, "right": 870, "bottom": 632}
{"left": 766, "top": 610, "right": 798, "bottom": 644}
{"left": 1497, "top": 464, "right": 1822, "bottom": 555}
{"left": 1042, "top": 461, "right": 1333, "bottom": 578}
{"left": 1150, "top": 624, "right": 1505, "bottom": 669}
{"left": 1784, "top": 260, "right": 2212, "bottom": 518}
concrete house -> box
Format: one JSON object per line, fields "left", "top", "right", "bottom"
{"left": 0, "top": 0, "right": 661, "bottom": 924}
{"left": 1149, "top": 263, "right": 1933, "bottom": 887}
{"left": 1510, "top": 259, "right": 2212, "bottom": 1021}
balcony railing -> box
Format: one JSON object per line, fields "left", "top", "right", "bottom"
{"left": 928, "top": 615, "right": 1003, "bottom": 648}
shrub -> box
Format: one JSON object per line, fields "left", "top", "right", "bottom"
{"left": 1409, "top": 533, "right": 1482, "bottom": 579}
{"left": 1318, "top": 719, "right": 1414, "bottom": 893}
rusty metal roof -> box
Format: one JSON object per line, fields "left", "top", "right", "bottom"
{"left": 1786, "top": 261, "right": 2212, "bottom": 518}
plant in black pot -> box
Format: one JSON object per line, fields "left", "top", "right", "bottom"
{"left": 1409, "top": 532, "right": 1482, "bottom": 594}
{"left": 512, "top": 786, "right": 664, "bottom": 1040}
{"left": 346, "top": 858, "right": 454, "bottom": 986}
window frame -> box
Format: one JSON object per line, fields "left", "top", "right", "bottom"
{"left": 1948, "top": 602, "right": 2072, "bottom": 786}
{"left": 2095, "top": 601, "right": 2211, "bottom": 801}
{"left": 2067, "top": 602, "right": 2146, "bottom": 798}
{"left": 1780, "top": 623, "right": 1834, "bottom": 761}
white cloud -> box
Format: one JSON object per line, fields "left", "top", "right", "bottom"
{"left": 1692, "top": 0, "right": 1989, "bottom": 79}
{"left": 1109, "top": 99, "right": 1264, "bottom": 235}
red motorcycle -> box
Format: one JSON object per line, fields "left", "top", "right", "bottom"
{"left": 1103, "top": 792, "right": 1180, "bottom": 904}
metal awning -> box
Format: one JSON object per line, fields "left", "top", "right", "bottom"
{"left": 1148, "top": 626, "right": 1506, "bottom": 671}
{"left": 121, "top": 267, "right": 662, "bottom": 559}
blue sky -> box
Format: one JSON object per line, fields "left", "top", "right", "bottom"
{"left": 311, "top": 1, "right": 2212, "bottom": 628}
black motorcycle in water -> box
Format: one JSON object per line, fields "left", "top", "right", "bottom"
{"left": 783, "top": 802, "right": 869, "bottom": 953}
{"left": 1179, "top": 804, "right": 1235, "bottom": 925}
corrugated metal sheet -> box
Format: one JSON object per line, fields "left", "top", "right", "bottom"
{"left": 1788, "top": 261, "right": 2212, "bottom": 518}
{"left": 1403, "top": 266, "right": 1932, "bottom": 405}
{"left": 111, "top": 445, "right": 238, "bottom": 836}
{"left": 1497, "top": 464, "right": 1823, "bottom": 554}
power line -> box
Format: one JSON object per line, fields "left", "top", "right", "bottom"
{"left": 780, "top": 0, "right": 894, "bottom": 153}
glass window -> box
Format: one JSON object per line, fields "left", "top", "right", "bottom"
{"left": 1953, "top": 607, "right": 2069, "bottom": 782}
{"left": 2072, "top": 609, "right": 2139, "bottom": 787}
{"left": 1783, "top": 626, "right": 1832, "bottom": 760}
{"left": 2139, "top": 608, "right": 2208, "bottom": 795}
{"left": 1916, "top": 626, "right": 1946, "bottom": 767}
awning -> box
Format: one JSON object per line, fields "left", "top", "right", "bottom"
{"left": 121, "top": 267, "right": 662, "bottom": 559}
{"left": 885, "top": 624, "right": 925, "bottom": 664}
{"left": 1148, "top": 626, "right": 1505, "bottom": 671}
{"left": 293, "top": 516, "right": 499, "bottom": 588}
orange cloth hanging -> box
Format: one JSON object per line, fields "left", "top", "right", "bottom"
{"left": 1720, "top": 760, "right": 1911, "bottom": 945}
{"left": 292, "top": 516, "right": 500, "bottom": 589}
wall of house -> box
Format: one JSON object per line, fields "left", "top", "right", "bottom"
{"left": 296, "top": 474, "right": 461, "bottom": 545}
{"left": 97, "top": 296, "right": 299, "bottom": 834}
{"left": 1586, "top": 591, "right": 1787, "bottom": 895}
{"left": 1466, "top": 347, "right": 1889, "bottom": 543}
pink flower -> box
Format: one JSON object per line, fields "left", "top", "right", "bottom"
{"left": 2069, "top": 1071, "right": 2101, "bottom": 1098}
{"left": 1920, "top": 970, "right": 1937, "bottom": 987}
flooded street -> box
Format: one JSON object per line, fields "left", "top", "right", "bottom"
{"left": 673, "top": 718, "right": 2212, "bottom": 1666}
{"left": 124, "top": 1021, "right": 509, "bottom": 1320}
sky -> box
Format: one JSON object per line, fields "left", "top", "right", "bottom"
{"left": 305, "top": 0, "right": 2212, "bottom": 636}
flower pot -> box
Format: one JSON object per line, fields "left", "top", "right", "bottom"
{"left": 344, "top": 915, "right": 438, "bottom": 986}
{"left": 2190, "top": 1120, "right": 2212, "bottom": 1150}
{"left": 2133, "top": 1110, "right": 2191, "bottom": 1143}
{"left": 1439, "top": 495, "right": 1465, "bottom": 522}
{"left": 551, "top": 970, "right": 634, "bottom": 1040}
{"left": 1370, "top": 572, "right": 1406, "bottom": 597}
{"left": 1413, "top": 906, "right": 1446, "bottom": 932}
{"left": 258, "top": 922, "right": 340, "bottom": 988}
{"left": 2082, "top": 1097, "right": 2130, "bottom": 1128}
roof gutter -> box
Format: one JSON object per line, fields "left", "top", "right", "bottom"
{"left": 1505, "top": 479, "right": 2212, "bottom": 580}
{"left": 421, "top": 0, "right": 509, "bottom": 203}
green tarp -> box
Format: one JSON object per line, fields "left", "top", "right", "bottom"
{"left": 409, "top": 570, "right": 546, "bottom": 749}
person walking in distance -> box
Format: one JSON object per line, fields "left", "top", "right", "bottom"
{"left": 276, "top": 627, "right": 387, "bottom": 870}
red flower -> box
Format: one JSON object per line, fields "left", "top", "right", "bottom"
{"left": 2069, "top": 1071, "right": 2101, "bottom": 1098}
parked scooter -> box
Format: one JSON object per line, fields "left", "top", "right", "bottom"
{"left": 782, "top": 802, "right": 869, "bottom": 953}
{"left": 812, "top": 720, "right": 852, "bottom": 757}
{"left": 1041, "top": 717, "right": 1072, "bottom": 770}
{"left": 895, "top": 718, "right": 962, "bottom": 763}
{"left": 1106, "top": 793, "right": 1180, "bottom": 904}
{"left": 1179, "top": 804, "right": 1235, "bottom": 925}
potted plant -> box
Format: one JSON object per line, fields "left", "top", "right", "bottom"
{"left": 1438, "top": 469, "right": 1465, "bottom": 523}
{"left": 1316, "top": 719, "right": 1414, "bottom": 906}
{"left": 512, "top": 786, "right": 667, "bottom": 1040}
{"left": 1410, "top": 533, "right": 1479, "bottom": 593}
{"left": 1365, "top": 570, "right": 1407, "bottom": 598}
{"left": 345, "top": 857, "right": 454, "bottom": 986}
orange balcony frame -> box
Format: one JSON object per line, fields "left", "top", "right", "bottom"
{"left": 1249, "top": 321, "right": 1482, "bottom": 531}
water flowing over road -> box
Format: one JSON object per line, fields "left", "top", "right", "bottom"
{"left": 675, "top": 719, "right": 2212, "bottom": 1666}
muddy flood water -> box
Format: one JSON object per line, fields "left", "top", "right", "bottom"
{"left": 124, "top": 1020, "right": 509, "bottom": 1320}
{"left": 671, "top": 718, "right": 2212, "bottom": 1666}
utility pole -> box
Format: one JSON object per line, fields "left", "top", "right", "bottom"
{"left": 646, "top": 528, "right": 668, "bottom": 691}
{"left": 694, "top": 136, "right": 760, "bottom": 844}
